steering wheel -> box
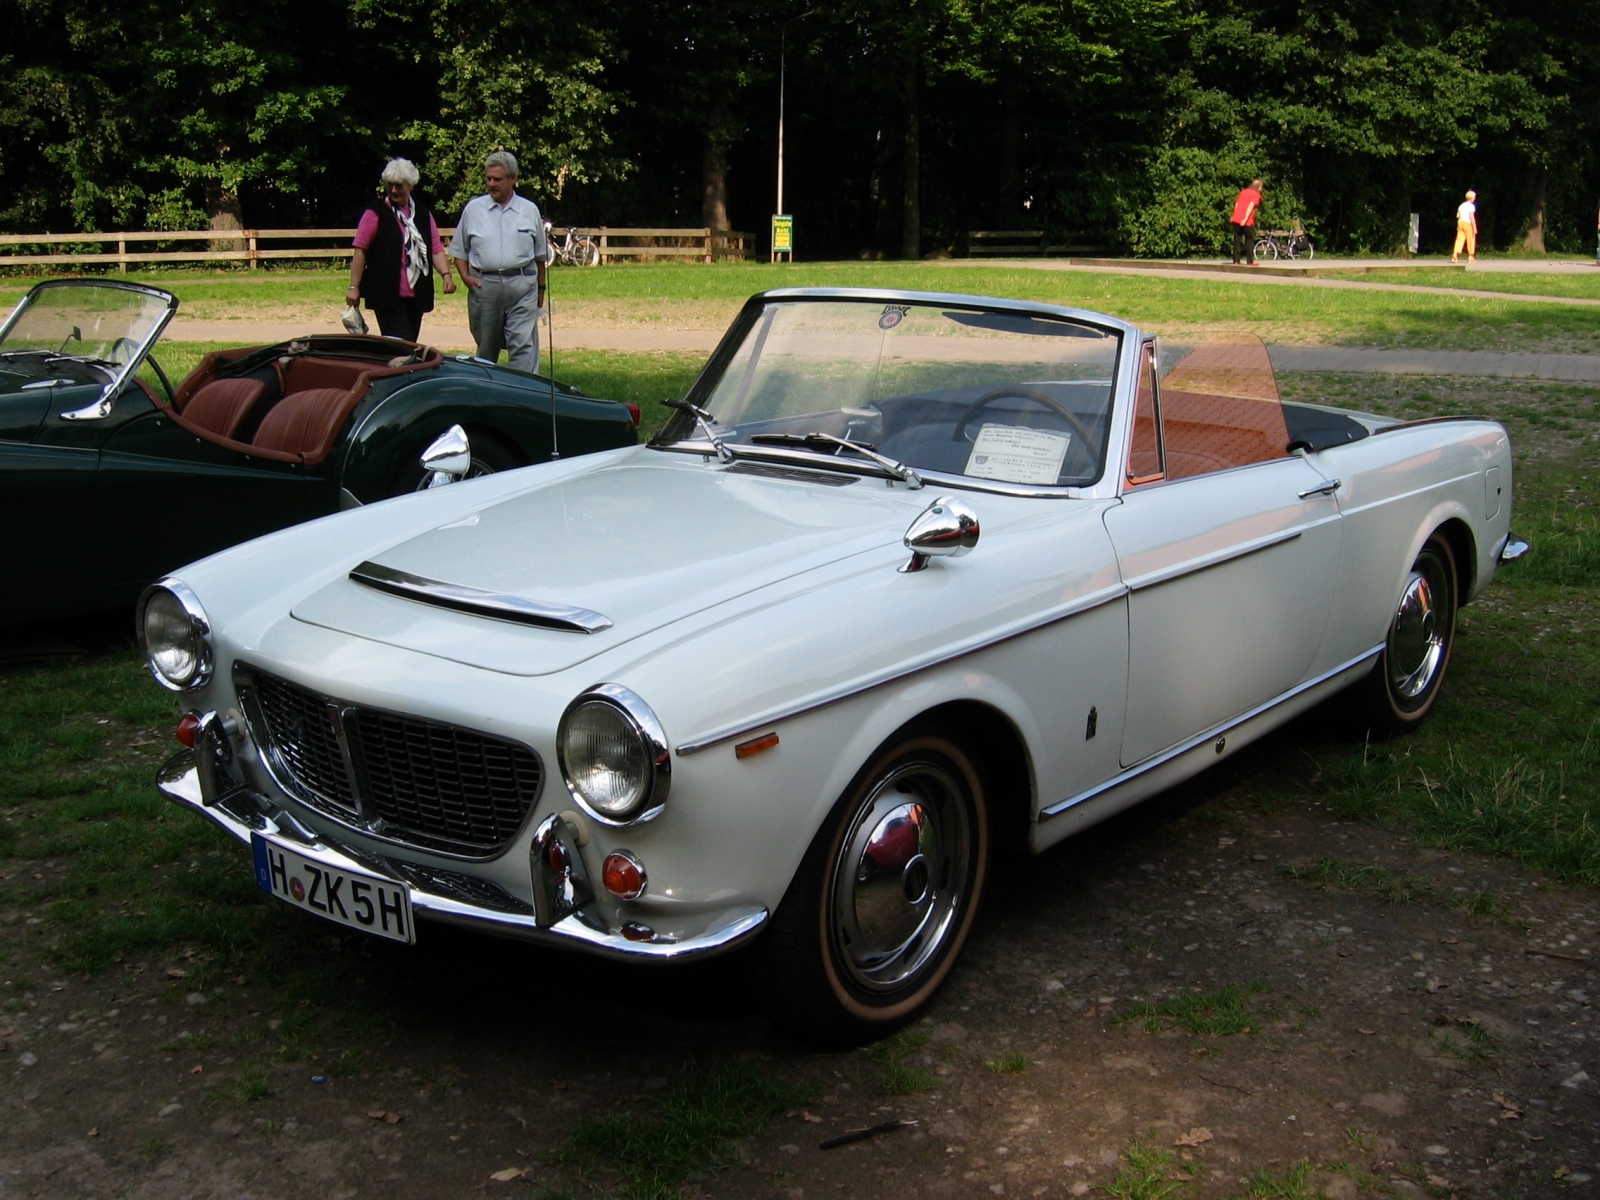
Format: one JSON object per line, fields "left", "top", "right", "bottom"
{"left": 951, "top": 386, "right": 1098, "bottom": 450}
{"left": 110, "top": 336, "right": 142, "bottom": 366}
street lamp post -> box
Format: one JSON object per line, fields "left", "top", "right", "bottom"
{"left": 773, "top": 9, "right": 817, "bottom": 263}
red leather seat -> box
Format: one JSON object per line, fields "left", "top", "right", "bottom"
{"left": 179, "top": 377, "right": 268, "bottom": 440}
{"left": 251, "top": 387, "right": 363, "bottom": 463}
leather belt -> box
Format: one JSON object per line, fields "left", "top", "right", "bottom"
{"left": 478, "top": 266, "right": 538, "bottom": 277}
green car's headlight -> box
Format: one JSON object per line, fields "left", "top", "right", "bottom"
{"left": 557, "top": 684, "right": 670, "bottom": 825}
{"left": 137, "top": 581, "right": 213, "bottom": 691}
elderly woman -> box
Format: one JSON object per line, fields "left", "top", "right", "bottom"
{"left": 345, "top": 158, "right": 455, "bottom": 342}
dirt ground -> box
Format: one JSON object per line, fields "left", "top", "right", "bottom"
{"left": 2, "top": 707, "right": 1595, "bottom": 1200}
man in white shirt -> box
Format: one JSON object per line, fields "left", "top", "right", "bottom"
{"left": 450, "top": 151, "right": 549, "bottom": 372}
{"left": 1451, "top": 190, "right": 1478, "bottom": 264}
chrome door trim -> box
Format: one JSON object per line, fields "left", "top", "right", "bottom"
{"left": 1038, "top": 643, "right": 1383, "bottom": 821}
{"left": 349, "top": 560, "right": 614, "bottom": 634}
{"left": 1120, "top": 526, "right": 1308, "bottom": 593}
{"left": 673, "top": 583, "right": 1128, "bottom": 756}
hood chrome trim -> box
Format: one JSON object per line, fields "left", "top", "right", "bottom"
{"left": 349, "top": 561, "right": 614, "bottom": 634}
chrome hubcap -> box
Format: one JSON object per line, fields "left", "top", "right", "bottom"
{"left": 1389, "top": 557, "right": 1448, "bottom": 700}
{"left": 831, "top": 762, "right": 971, "bottom": 992}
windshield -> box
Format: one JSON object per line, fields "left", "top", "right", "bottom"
{"left": 657, "top": 297, "right": 1122, "bottom": 489}
{"left": 0, "top": 282, "right": 173, "bottom": 367}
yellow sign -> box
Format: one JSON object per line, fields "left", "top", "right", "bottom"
{"left": 772, "top": 214, "right": 794, "bottom": 254}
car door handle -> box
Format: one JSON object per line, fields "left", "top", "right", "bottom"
{"left": 1298, "top": 478, "right": 1341, "bottom": 499}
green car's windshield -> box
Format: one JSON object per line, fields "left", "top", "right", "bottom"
{"left": 656, "top": 296, "right": 1121, "bottom": 488}
{"left": 0, "top": 282, "right": 172, "bottom": 367}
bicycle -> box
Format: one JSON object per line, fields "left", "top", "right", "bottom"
{"left": 1252, "top": 225, "right": 1315, "bottom": 261}
{"left": 545, "top": 222, "right": 601, "bottom": 267}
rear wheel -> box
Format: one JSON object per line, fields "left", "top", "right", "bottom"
{"left": 755, "top": 732, "right": 989, "bottom": 1045}
{"left": 1359, "top": 533, "right": 1458, "bottom": 736}
{"left": 575, "top": 237, "right": 600, "bottom": 267}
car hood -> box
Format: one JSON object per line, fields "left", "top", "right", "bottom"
{"left": 0, "top": 355, "right": 107, "bottom": 394}
{"left": 291, "top": 453, "right": 933, "bottom": 676}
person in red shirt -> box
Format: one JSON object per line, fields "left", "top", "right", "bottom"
{"left": 1231, "top": 179, "right": 1263, "bottom": 265}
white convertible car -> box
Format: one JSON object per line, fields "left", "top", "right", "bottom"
{"left": 145, "top": 289, "right": 1527, "bottom": 1042}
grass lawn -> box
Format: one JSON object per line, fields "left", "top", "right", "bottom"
{"left": 9, "top": 261, "right": 1600, "bottom": 352}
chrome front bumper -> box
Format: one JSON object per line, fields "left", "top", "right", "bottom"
{"left": 156, "top": 750, "right": 767, "bottom": 962}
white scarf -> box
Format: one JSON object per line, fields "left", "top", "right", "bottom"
{"left": 393, "top": 202, "right": 429, "bottom": 289}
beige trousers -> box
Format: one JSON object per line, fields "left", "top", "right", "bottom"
{"left": 1452, "top": 220, "right": 1476, "bottom": 260}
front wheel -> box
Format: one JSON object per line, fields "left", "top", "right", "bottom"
{"left": 755, "top": 732, "right": 989, "bottom": 1045}
{"left": 1254, "top": 238, "right": 1278, "bottom": 261}
{"left": 1358, "top": 532, "right": 1458, "bottom": 736}
{"left": 575, "top": 237, "right": 600, "bottom": 267}
{"left": 387, "top": 431, "right": 521, "bottom": 497}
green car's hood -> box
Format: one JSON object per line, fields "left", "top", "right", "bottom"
{"left": 0, "top": 353, "right": 108, "bottom": 395}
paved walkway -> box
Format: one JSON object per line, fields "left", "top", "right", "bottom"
{"left": 943, "top": 258, "right": 1600, "bottom": 308}
{"left": 1267, "top": 345, "right": 1600, "bottom": 381}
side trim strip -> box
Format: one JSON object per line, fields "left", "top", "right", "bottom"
{"left": 674, "top": 583, "right": 1128, "bottom": 755}
{"left": 349, "top": 561, "right": 613, "bottom": 634}
{"left": 1122, "top": 527, "right": 1304, "bottom": 593}
{"left": 1039, "top": 643, "right": 1384, "bottom": 820}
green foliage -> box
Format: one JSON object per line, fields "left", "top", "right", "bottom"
{"left": 1099, "top": 1141, "right": 1194, "bottom": 1200}
{"left": 1120, "top": 984, "right": 1271, "bottom": 1037}
{"left": 1224, "top": 1160, "right": 1320, "bottom": 1200}
{"left": 985, "top": 1052, "right": 1029, "bottom": 1074}
{"left": 869, "top": 1028, "right": 935, "bottom": 1094}
{"left": 570, "top": 1064, "right": 806, "bottom": 1200}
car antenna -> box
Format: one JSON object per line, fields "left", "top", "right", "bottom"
{"left": 545, "top": 252, "right": 560, "bottom": 461}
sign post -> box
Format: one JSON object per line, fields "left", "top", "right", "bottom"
{"left": 772, "top": 214, "right": 794, "bottom": 262}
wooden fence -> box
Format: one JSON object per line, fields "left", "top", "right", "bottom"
{"left": 0, "top": 226, "right": 754, "bottom": 269}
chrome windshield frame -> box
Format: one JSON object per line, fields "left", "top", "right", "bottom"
{"left": 647, "top": 287, "right": 1138, "bottom": 500}
{"left": 0, "top": 278, "right": 179, "bottom": 419}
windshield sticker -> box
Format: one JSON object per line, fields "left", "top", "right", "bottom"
{"left": 964, "top": 424, "right": 1071, "bottom": 485}
{"left": 879, "top": 305, "right": 908, "bottom": 330}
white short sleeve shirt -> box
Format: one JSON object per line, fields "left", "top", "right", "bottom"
{"left": 1457, "top": 201, "right": 1476, "bottom": 222}
{"left": 450, "top": 193, "right": 547, "bottom": 273}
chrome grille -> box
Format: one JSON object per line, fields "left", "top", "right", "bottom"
{"left": 250, "top": 670, "right": 359, "bottom": 819}
{"left": 240, "top": 667, "right": 543, "bottom": 857}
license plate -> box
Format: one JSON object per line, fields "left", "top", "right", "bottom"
{"left": 251, "top": 833, "right": 415, "bottom": 944}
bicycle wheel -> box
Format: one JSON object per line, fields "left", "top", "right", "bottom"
{"left": 1295, "top": 236, "right": 1315, "bottom": 260}
{"left": 1253, "top": 238, "right": 1278, "bottom": 261}
{"left": 575, "top": 237, "right": 600, "bottom": 267}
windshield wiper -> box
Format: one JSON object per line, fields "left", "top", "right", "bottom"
{"left": 662, "top": 398, "right": 735, "bottom": 463}
{"left": 749, "top": 432, "right": 923, "bottom": 489}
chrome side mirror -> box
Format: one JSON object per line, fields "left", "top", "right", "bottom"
{"left": 420, "top": 424, "right": 472, "bottom": 487}
{"left": 900, "top": 495, "right": 979, "bottom": 573}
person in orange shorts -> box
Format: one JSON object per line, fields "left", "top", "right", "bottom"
{"left": 1451, "top": 190, "right": 1478, "bottom": 263}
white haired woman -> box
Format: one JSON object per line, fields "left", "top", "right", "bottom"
{"left": 345, "top": 158, "right": 455, "bottom": 342}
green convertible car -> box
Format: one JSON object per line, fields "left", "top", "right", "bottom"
{"left": 0, "top": 278, "right": 639, "bottom": 626}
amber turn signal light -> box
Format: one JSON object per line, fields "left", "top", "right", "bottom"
{"left": 601, "top": 851, "right": 647, "bottom": 900}
{"left": 735, "top": 732, "right": 779, "bottom": 760}
{"left": 176, "top": 711, "right": 202, "bottom": 748}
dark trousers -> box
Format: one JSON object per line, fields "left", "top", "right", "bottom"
{"left": 372, "top": 296, "right": 428, "bottom": 343}
{"left": 1231, "top": 223, "right": 1255, "bottom": 265}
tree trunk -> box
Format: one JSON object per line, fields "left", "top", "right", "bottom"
{"left": 1519, "top": 165, "right": 1548, "bottom": 253}
{"left": 998, "top": 73, "right": 1021, "bottom": 227}
{"left": 702, "top": 138, "right": 730, "bottom": 232}
{"left": 205, "top": 180, "right": 243, "bottom": 255}
{"left": 900, "top": 53, "right": 920, "bottom": 261}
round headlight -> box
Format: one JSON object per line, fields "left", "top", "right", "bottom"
{"left": 138, "top": 581, "right": 213, "bottom": 691}
{"left": 557, "top": 684, "right": 670, "bottom": 825}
